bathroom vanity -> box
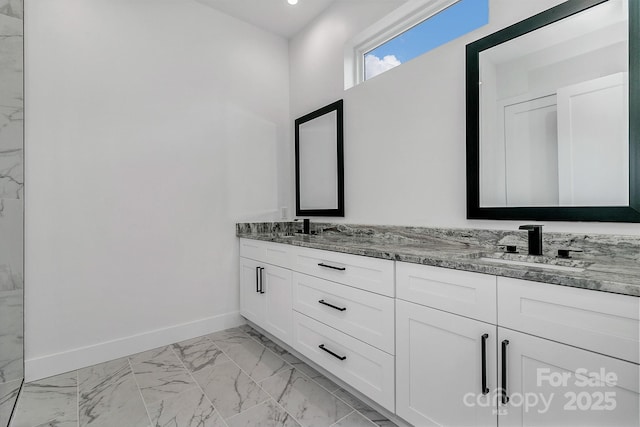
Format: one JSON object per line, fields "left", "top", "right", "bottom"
{"left": 240, "top": 238, "right": 396, "bottom": 411}
{"left": 237, "top": 223, "right": 639, "bottom": 427}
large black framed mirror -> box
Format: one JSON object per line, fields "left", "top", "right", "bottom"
{"left": 295, "top": 99, "right": 344, "bottom": 217}
{"left": 466, "top": 0, "right": 640, "bottom": 222}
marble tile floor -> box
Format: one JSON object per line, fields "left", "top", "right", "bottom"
{"left": 10, "top": 325, "right": 397, "bottom": 427}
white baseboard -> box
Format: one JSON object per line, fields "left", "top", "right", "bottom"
{"left": 25, "top": 311, "right": 244, "bottom": 382}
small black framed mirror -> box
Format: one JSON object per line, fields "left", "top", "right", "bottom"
{"left": 466, "top": 0, "right": 640, "bottom": 222}
{"left": 295, "top": 99, "right": 344, "bottom": 217}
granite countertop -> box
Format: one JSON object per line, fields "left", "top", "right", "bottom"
{"left": 237, "top": 222, "right": 640, "bottom": 297}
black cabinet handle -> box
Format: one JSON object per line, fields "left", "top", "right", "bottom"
{"left": 318, "top": 344, "right": 346, "bottom": 360}
{"left": 318, "top": 263, "right": 346, "bottom": 271}
{"left": 259, "top": 267, "right": 265, "bottom": 294}
{"left": 255, "top": 267, "right": 260, "bottom": 293}
{"left": 501, "top": 339, "right": 510, "bottom": 404}
{"left": 318, "top": 300, "right": 347, "bottom": 311}
{"left": 481, "top": 333, "right": 489, "bottom": 395}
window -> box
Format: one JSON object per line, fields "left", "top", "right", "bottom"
{"left": 345, "top": 0, "right": 489, "bottom": 86}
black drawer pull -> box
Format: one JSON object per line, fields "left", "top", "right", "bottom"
{"left": 501, "top": 339, "right": 510, "bottom": 405}
{"left": 318, "top": 263, "right": 346, "bottom": 271}
{"left": 318, "top": 344, "right": 346, "bottom": 360}
{"left": 318, "top": 299, "right": 347, "bottom": 311}
{"left": 259, "top": 267, "right": 265, "bottom": 294}
{"left": 481, "top": 334, "right": 489, "bottom": 395}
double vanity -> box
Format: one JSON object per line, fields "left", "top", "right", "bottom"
{"left": 237, "top": 222, "right": 639, "bottom": 427}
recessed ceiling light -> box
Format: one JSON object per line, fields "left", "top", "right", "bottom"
{"left": 288, "top": 0, "right": 298, "bottom": 5}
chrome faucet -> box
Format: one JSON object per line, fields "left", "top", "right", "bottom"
{"left": 519, "top": 225, "right": 543, "bottom": 255}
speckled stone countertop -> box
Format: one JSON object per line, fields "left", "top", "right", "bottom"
{"left": 237, "top": 222, "right": 640, "bottom": 297}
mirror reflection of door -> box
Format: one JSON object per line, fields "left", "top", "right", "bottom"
{"left": 503, "top": 94, "right": 559, "bottom": 206}
{"left": 478, "top": 0, "right": 629, "bottom": 208}
{"left": 556, "top": 72, "right": 629, "bottom": 206}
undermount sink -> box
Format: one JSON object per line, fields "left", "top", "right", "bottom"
{"left": 468, "top": 252, "right": 591, "bottom": 273}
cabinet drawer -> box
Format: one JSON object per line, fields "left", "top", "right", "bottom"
{"left": 292, "top": 312, "right": 395, "bottom": 412}
{"left": 396, "top": 262, "right": 497, "bottom": 324}
{"left": 293, "top": 246, "right": 394, "bottom": 297}
{"left": 239, "top": 238, "right": 291, "bottom": 268}
{"left": 292, "top": 272, "right": 394, "bottom": 354}
{"left": 498, "top": 277, "right": 640, "bottom": 363}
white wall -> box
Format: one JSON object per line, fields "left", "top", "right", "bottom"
{"left": 24, "top": 0, "right": 290, "bottom": 380}
{"left": 289, "top": 0, "right": 640, "bottom": 236}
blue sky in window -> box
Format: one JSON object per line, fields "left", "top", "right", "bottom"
{"left": 365, "top": 0, "right": 489, "bottom": 79}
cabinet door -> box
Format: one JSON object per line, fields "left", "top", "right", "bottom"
{"left": 498, "top": 327, "right": 639, "bottom": 427}
{"left": 262, "top": 264, "right": 293, "bottom": 344}
{"left": 239, "top": 257, "right": 264, "bottom": 325}
{"left": 396, "top": 300, "right": 497, "bottom": 427}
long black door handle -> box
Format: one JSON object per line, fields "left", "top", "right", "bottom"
{"left": 481, "top": 333, "right": 489, "bottom": 395}
{"left": 318, "top": 263, "right": 346, "bottom": 271}
{"left": 255, "top": 267, "right": 260, "bottom": 293}
{"left": 501, "top": 339, "right": 510, "bottom": 404}
{"left": 318, "top": 344, "right": 347, "bottom": 360}
{"left": 259, "top": 267, "right": 265, "bottom": 294}
{"left": 318, "top": 300, "right": 347, "bottom": 311}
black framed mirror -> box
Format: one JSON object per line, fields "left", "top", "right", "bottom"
{"left": 466, "top": 0, "right": 640, "bottom": 222}
{"left": 295, "top": 99, "right": 344, "bottom": 217}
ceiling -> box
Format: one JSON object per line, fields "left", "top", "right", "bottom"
{"left": 195, "top": 0, "right": 338, "bottom": 39}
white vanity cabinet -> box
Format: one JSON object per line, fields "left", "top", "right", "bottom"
{"left": 290, "top": 247, "right": 396, "bottom": 412}
{"left": 239, "top": 238, "right": 640, "bottom": 427}
{"left": 239, "top": 239, "right": 293, "bottom": 345}
{"left": 395, "top": 262, "right": 640, "bottom": 427}
{"left": 396, "top": 300, "right": 497, "bottom": 426}
{"left": 497, "top": 277, "right": 640, "bottom": 427}
{"left": 239, "top": 238, "right": 396, "bottom": 412}
{"left": 396, "top": 262, "right": 498, "bottom": 426}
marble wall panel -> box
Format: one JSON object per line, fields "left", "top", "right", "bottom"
{"left": 0, "top": 105, "right": 23, "bottom": 151}
{"left": 0, "top": 149, "right": 22, "bottom": 199}
{"left": 0, "top": 0, "right": 22, "bottom": 36}
{"left": 0, "top": 1, "right": 23, "bottom": 19}
{"left": 0, "top": 36, "right": 22, "bottom": 107}
{"left": 0, "top": 2, "right": 22, "bottom": 425}
{"left": 0, "top": 199, "right": 22, "bottom": 291}
{"left": 0, "top": 289, "right": 23, "bottom": 382}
